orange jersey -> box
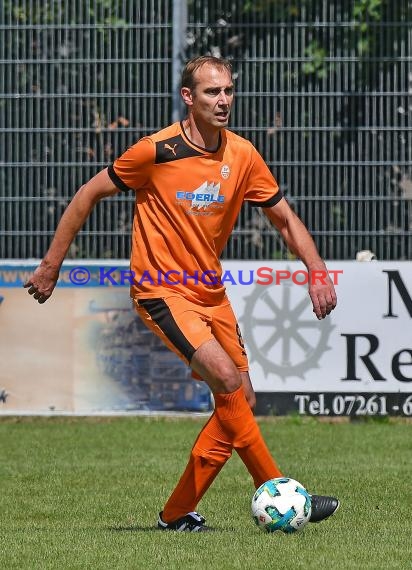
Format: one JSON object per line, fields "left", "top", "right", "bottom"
{"left": 108, "top": 122, "right": 282, "bottom": 305}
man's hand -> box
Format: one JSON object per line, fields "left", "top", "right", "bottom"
{"left": 308, "top": 269, "right": 337, "bottom": 320}
{"left": 24, "top": 263, "right": 60, "bottom": 304}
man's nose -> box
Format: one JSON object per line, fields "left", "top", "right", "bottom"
{"left": 218, "top": 90, "right": 229, "bottom": 105}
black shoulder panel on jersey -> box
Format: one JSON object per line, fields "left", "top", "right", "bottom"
{"left": 155, "top": 134, "right": 204, "bottom": 164}
{"left": 248, "top": 190, "right": 284, "bottom": 208}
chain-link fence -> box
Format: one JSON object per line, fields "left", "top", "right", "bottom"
{"left": 1, "top": 0, "right": 411, "bottom": 260}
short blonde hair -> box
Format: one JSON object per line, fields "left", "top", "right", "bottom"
{"left": 181, "top": 56, "right": 232, "bottom": 91}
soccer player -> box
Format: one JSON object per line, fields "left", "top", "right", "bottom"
{"left": 25, "top": 56, "right": 339, "bottom": 531}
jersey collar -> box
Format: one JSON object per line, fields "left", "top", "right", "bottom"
{"left": 179, "top": 121, "right": 222, "bottom": 154}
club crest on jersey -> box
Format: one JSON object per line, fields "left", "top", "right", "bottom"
{"left": 176, "top": 181, "right": 225, "bottom": 210}
{"left": 221, "top": 164, "right": 230, "bottom": 179}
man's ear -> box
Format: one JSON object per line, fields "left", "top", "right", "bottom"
{"left": 181, "top": 87, "right": 193, "bottom": 106}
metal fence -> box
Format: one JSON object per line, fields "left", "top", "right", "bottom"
{"left": 1, "top": 0, "right": 411, "bottom": 260}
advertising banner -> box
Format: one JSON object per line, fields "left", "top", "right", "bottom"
{"left": 222, "top": 261, "right": 412, "bottom": 417}
{"left": 0, "top": 262, "right": 211, "bottom": 414}
{"left": 1, "top": 260, "right": 411, "bottom": 416}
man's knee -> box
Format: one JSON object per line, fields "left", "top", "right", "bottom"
{"left": 191, "top": 339, "right": 242, "bottom": 394}
{"left": 211, "top": 363, "right": 242, "bottom": 393}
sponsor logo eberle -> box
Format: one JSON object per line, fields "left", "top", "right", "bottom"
{"left": 176, "top": 181, "right": 225, "bottom": 210}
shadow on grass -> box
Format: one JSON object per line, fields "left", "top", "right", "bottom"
{"left": 108, "top": 524, "right": 237, "bottom": 532}
{"left": 108, "top": 525, "right": 158, "bottom": 532}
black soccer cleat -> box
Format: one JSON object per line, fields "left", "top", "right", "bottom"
{"left": 157, "top": 510, "right": 211, "bottom": 532}
{"left": 309, "top": 495, "right": 340, "bottom": 523}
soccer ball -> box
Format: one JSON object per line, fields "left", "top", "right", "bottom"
{"left": 251, "top": 477, "right": 312, "bottom": 533}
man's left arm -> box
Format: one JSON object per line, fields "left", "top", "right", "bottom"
{"left": 263, "top": 198, "right": 337, "bottom": 320}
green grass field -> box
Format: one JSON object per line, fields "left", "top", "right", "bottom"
{"left": 1, "top": 415, "right": 411, "bottom": 569}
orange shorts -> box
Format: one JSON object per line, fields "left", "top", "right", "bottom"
{"left": 133, "top": 294, "right": 249, "bottom": 373}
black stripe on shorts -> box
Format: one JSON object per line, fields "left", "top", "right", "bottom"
{"left": 138, "top": 298, "right": 196, "bottom": 363}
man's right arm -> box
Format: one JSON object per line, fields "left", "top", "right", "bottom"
{"left": 24, "top": 168, "right": 120, "bottom": 303}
